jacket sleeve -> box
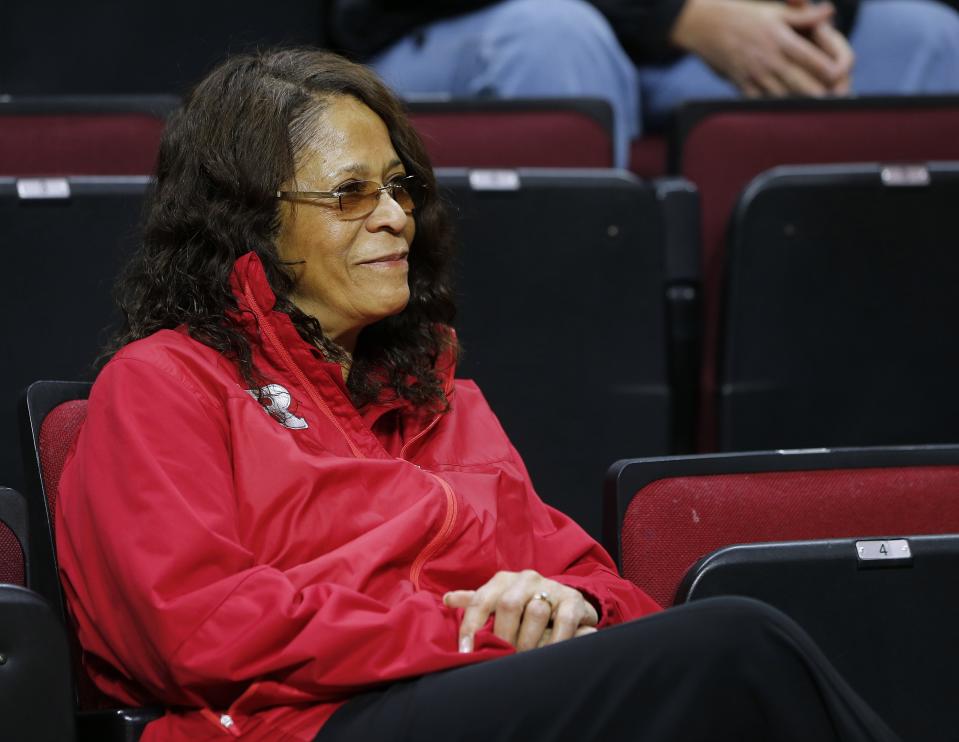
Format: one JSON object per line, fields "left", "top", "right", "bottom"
{"left": 501, "top": 439, "right": 662, "bottom": 626}
{"left": 590, "top": 0, "right": 689, "bottom": 65}
{"left": 56, "top": 357, "right": 511, "bottom": 712}
{"left": 328, "top": 0, "right": 498, "bottom": 60}
{"left": 831, "top": 0, "right": 860, "bottom": 35}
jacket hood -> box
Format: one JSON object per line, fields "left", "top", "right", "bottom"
{"left": 229, "top": 250, "right": 281, "bottom": 317}
{"left": 226, "top": 250, "right": 457, "bottom": 424}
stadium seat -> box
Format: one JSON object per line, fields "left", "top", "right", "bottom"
{"left": 605, "top": 446, "right": 959, "bottom": 742}
{"left": 21, "top": 380, "right": 160, "bottom": 741}
{"left": 628, "top": 136, "right": 668, "bottom": 179}
{"left": 677, "top": 532, "right": 959, "bottom": 742}
{"left": 0, "top": 486, "right": 27, "bottom": 589}
{"left": 719, "top": 162, "right": 959, "bottom": 450}
{"left": 0, "top": 485, "right": 76, "bottom": 741}
{"left": 670, "top": 96, "right": 959, "bottom": 448}
{"left": 604, "top": 445, "right": 959, "bottom": 608}
{"left": 406, "top": 98, "right": 615, "bottom": 168}
{"left": 21, "top": 381, "right": 91, "bottom": 616}
{"left": 0, "top": 95, "right": 176, "bottom": 176}
{"left": 440, "top": 168, "right": 700, "bottom": 538}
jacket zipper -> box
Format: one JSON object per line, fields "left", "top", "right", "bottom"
{"left": 243, "top": 283, "right": 364, "bottom": 458}
{"left": 406, "top": 370, "right": 458, "bottom": 589}
{"left": 245, "top": 280, "right": 455, "bottom": 588}
{"left": 400, "top": 366, "right": 455, "bottom": 460}
{"left": 399, "top": 412, "right": 443, "bottom": 460}
{"left": 409, "top": 471, "right": 458, "bottom": 590}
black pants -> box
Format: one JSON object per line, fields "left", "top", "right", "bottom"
{"left": 316, "top": 597, "right": 900, "bottom": 742}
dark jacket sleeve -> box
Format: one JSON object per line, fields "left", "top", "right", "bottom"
{"left": 327, "top": 0, "right": 499, "bottom": 60}
{"left": 831, "top": 0, "right": 860, "bottom": 35}
{"left": 590, "top": 0, "right": 689, "bottom": 65}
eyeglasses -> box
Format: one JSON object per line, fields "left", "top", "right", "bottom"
{"left": 276, "top": 174, "right": 424, "bottom": 219}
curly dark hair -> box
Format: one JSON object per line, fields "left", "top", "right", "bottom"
{"left": 105, "top": 48, "right": 457, "bottom": 411}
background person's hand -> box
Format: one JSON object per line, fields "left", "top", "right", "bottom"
{"left": 670, "top": 0, "right": 848, "bottom": 96}
{"left": 786, "top": 0, "right": 855, "bottom": 93}
{"left": 809, "top": 18, "right": 854, "bottom": 93}
{"left": 443, "top": 569, "right": 599, "bottom": 653}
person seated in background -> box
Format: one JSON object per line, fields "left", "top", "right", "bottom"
{"left": 328, "top": 0, "right": 959, "bottom": 167}
{"left": 57, "top": 47, "right": 901, "bottom": 741}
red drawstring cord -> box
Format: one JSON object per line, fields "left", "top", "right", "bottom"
{"left": 242, "top": 282, "right": 364, "bottom": 458}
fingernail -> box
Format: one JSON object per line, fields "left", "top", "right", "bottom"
{"left": 459, "top": 636, "right": 473, "bottom": 653}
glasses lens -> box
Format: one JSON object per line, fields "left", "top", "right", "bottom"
{"left": 393, "top": 175, "right": 425, "bottom": 214}
{"left": 390, "top": 177, "right": 417, "bottom": 213}
{"left": 338, "top": 181, "right": 381, "bottom": 217}
{"left": 336, "top": 176, "right": 423, "bottom": 217}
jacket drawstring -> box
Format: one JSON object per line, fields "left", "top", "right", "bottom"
{"left": 242, "top": 281, "right": 364, "bottom": 459}
{"left": 200, "top": 708, "right": 242, "bottom": 737}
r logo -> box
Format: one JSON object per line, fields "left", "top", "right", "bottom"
{"left": 247, "top": 384, "right": 308, "bottom": 430}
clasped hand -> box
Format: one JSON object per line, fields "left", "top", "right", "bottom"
{"left": 444, "top": 569, "right": 599, "bottom": 653}
{"left": 672, "top": 0, "right": 855, "bottom": 97}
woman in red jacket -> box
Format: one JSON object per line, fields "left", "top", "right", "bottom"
{"left": 57, "top": 48, "right": 898, "bottom": 741}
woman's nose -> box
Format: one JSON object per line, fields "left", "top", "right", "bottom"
{"left": 366, "top": 190, "right": 410, "bottom": 232}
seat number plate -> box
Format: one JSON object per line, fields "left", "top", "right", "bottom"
{"left": 856, "top": 539, "right": 911, "bottom": 563}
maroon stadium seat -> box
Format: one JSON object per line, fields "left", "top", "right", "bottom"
{"left": 405, "top": 98, "right": 615, "bottom": 167}
{"left": 604, "top": 446, "right": 959, "bottom": 609}
{"left": 21, "top": 380, "right": 159, "bottom": 738}
{"left": 0, "top": 95, "right": 177, "bottom": 175}
{"left": 21, "top": 382, "right": 95, "bottom": 618}
{"left": 0, "top": 487, "right": 28, "bottom": 588}
{"left": 606, "top": 446, "right": 959, "bottom": 742}
{"left": 628, "top": 135, "right": 668, "bottom": 178}
{"left": 37, "top": 400, "right": 87, "bottom": 541}
{"left": 671, "top": 96, "right": 959, "bottom": 448}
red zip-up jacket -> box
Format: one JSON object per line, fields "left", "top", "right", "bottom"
{"left": 57, "top": 252, "right": 660, "bottom": 741}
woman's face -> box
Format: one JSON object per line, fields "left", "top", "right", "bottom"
{"left": 275, "top": 95, "right": 415, "bottom": 351}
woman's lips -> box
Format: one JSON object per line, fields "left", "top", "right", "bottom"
{"left": 359, "top": 252, "right": 409, "bottom": 267}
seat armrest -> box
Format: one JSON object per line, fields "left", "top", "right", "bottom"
{"left": 77, "top": 706, "right": 164, "bottom": 742}
{"left": 654, "top": 177, "right": 702, "bottom": 453}
{"left": 0, "top": 584, "right": 76, "bottom": 740}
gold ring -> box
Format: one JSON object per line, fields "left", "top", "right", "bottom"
{"left": 532, "top": 591, "right": 553, "bottom": 607}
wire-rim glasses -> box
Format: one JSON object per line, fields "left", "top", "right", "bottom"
{"left": 276, "top": 174, "right": 425, "bottom": 219}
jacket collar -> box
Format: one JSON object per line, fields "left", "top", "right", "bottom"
{"left": 228, "top": 251, "right": 349, "bottom": 394}
{"left": 227, "top": 251, "right": 456, "bottom": 426}
{"left": 229, "top": 251, "right": 280, "bottom": 319}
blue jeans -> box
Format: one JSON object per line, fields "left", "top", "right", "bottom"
{"left": 370, "top": 0, "right": 959, "bottom": 167}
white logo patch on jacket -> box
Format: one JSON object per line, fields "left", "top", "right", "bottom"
{"left": 246, "top": 384, "right": 308, "bottom": 429}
